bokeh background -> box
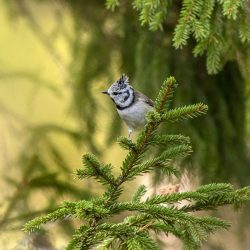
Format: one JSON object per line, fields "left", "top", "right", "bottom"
{"left": 0, "top": 0, "right": 250, "bottom": 249}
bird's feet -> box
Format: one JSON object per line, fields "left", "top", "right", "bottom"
{"left": 128, "top": 129, "right": 133, "bottom": 139}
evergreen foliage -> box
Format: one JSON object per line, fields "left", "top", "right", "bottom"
{"left": 24, "top": 77, "right": 250, "bottom": 249}
{"left": 107, "top": 0, "right": 250, "bottom": 74}
{"left": 0, "top": 5, "right": 248, "bottom": 250}
{"left": 106, "top": 0, "right": 250, "bottom": 185}
{"left": 1, "top": 1, "right": 250, "bottom": 248}
{"left": 2, "top": 3, "right": 247, "bottom": 222}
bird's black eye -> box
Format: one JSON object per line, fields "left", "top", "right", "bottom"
{"left": 113, "top": 92, "right": 118, "bottom": 95}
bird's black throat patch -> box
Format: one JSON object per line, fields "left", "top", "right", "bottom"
{"left": 116, "top": 91, "right": 135, "bottom": 110}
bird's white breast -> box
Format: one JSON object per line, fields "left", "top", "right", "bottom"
{"left": 117, "top": 100, "right": 153, "bottom": 130}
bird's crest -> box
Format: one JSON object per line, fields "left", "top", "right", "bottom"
{"left": 117, "top": 74, "right": 129, "bottom": 89}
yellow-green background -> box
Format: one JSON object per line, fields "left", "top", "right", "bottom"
{"left": 0, "top": 1, "right": 250, "bottom": 249}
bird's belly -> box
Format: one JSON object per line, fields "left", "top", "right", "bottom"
{"left": 117, "top": 102, "right": 152, "bottom": 130}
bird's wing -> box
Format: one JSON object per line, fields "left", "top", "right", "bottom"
{"left": 134, "top": 91, "right": 154, "bottom": 107}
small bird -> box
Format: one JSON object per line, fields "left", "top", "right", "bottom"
{"left": 102, "top": 74, "right": 154, "bottom": 138}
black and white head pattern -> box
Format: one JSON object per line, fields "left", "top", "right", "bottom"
{"left": 107, "top": 74, "right": 134, "bottom": 109}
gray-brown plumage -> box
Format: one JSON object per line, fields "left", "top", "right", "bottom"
{"left": 134, "top": 91, "right": 154, "bottom": 107}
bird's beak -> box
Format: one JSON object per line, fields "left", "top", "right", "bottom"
{"left": 101, "top": 90, "right": 109, "bottom": 95}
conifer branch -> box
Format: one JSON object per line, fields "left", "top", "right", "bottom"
{"left": 77, "top": 153, "right": 116, "bottom": 187}
{"left": 108, "top": 0, "right": 250, "bottom": 74}
{"left": 162, "top": 103, "right": 208, "bottom": 122}
{"left": 106, "top": 0, "right": 120, "bottom": 11}
{"left": 23, "top": 76, "right": 250, "bottom": 249}
{"left": 117, "top": 136, "right": 137, "bottom": 151}
{"left": 132, "top": 185, "right": 147, "bottom": 203}
{"left": 24, "top": 202, "right": 76, "bottom": 232}
{"left": 150, "top": 134, "right": 191, "bottom": 146}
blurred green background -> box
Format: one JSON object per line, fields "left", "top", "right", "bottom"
{"left": 0, "top": 0, "right": 250, "bottom": 249}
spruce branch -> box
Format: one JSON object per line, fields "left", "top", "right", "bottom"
{"left": 23, "top": 76, "right": 250, "bottom": 249}
{"left": 106, "top": 0, "right": 120, "bottom": 11}
{"left": 117, "top": 136, "right": 137, "bottom": 151}
{"left": 77, "top": 153, "right": 116, "bottom": 187}
{"left": 161, "top": 103, "right": 208, "bottom": 122}
{"left": 154, "top": 76, "right": 178, "bottom": 111}
{"left": 107, "top": 0, "right": 250, "bottom": 74}
{"left": 182, "top": 185, "right": 250, "bottom": 212}
{"left": 24, "top": 202, "right": 76, "bottom": 232}
{"left": 150, "top": 134, "right": 191, "bottom": 146}
{"left": 132, "top": 185, "right": 147, "bottom": 203}
{"left": 220, "top": 0, "right": 245, "bottom": 20}
{"left": 173, "top": 0, "right": 204, "bottom": 48}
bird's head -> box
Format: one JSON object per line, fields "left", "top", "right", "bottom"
{"left": 102, "top": 74, "right": 134, "bottom": 108}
